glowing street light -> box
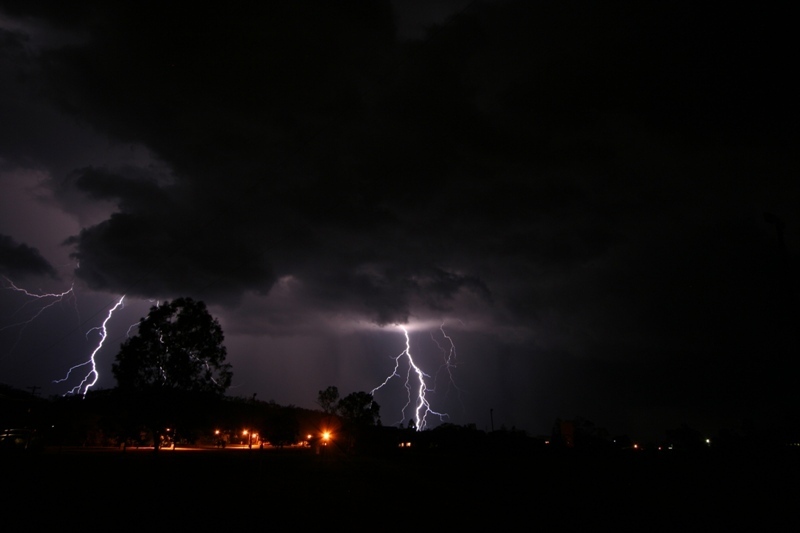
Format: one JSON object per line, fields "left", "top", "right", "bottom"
{"left": 214, "top": 429, "right": 225, "bottom": 448}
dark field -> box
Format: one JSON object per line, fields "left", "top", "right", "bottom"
{"left": 3, "top": 446, "right": 798, "bottom": 529}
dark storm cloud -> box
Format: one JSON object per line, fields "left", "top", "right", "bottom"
{"left": 2, "top": 0, "right": 797, "bottom": 341}
{"left": 64, "top": 204, "right": 277, "bottom": 306}
{"left": 1, "top": 0, "right": 798, "bottom": 439}
{"left": 54, "top": 165, "right": 276, "bottom": 303}
{"left": 0, "top": 233, "right": 58, "bottom": 279}
{"left": 296, "top": 264, "right": 491, "bottom": 325}
{"left": 0, "top": 23, "right": 39, "bottom": 167}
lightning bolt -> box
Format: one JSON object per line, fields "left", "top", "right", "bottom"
{"left": 1, "top": 276, "right": 77, "bottom": 354}
{"left": 371, "top": 325, "right": 456, "bottom": 431}
{"left": 430, "top": 323, "right": 462, "bottom": 397}
{"left": 53, "top": 295, "right": 126, "bottom": 396}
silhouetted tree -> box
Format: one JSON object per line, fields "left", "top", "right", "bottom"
{"left": 112, "top": 297, "right": 232, "bottom": 450}
{"left": 317, "top": 385, "right": 340, "bottom": 414}
{"left": 337, "top": 391, "right": 380, "bottom": 426}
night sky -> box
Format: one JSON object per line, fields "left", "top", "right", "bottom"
{"left": 1, "top": 0, "right": 797, "bottom": 442}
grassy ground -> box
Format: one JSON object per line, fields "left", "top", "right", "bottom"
{"left": 3, "top": 445, "right": 798, "bottom": 530}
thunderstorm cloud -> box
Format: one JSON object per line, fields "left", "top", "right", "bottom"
{"left": 0, "top": 233, "right": 58, "bottom": 279}
{"left": 2, "top": 0, "right": 795, "bottom": 335}
{"left": 0, "top": 0, "right": 797, "bottom": 437}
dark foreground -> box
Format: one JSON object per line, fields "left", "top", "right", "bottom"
{"left": 3, "top": 445, "right": 798, "bottom": 530}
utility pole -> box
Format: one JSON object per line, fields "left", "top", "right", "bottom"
{"left": 490, "top": 408, "right": 494, "bottom": 432}
{"left": 27, "top": 385, "right": 40, "bottom": 397}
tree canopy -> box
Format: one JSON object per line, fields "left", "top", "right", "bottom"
{"left": 316, "top": 386, "right": 381, "bottom": 426}
{"left": 317, "top": 385, "right": 340, "bottom": 414}
{"left": 112, "top": 297, "right": 232, "bottom": 395}
{"left": 337, "top": 391, "right": 381, "bottom": 426}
